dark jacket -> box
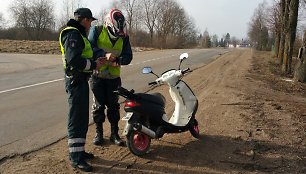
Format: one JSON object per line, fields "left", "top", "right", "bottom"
{"left": 60, "top": 19, "right": 96, "bottom": 73}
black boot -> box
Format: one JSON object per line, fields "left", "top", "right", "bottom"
{"left": 110, "top": 125, "right": 125, "bottom": 146}
{"left": 82, "top": 151, "right": 94, "bottom": 160}
{"left": 93, "top": 123, "right": 104, "bottom": 145}
{"left": 70, "top": 152, "right": 93, "bottom": 172}
{"left": 71, "top": 160, "right": 93, "bottom": 172}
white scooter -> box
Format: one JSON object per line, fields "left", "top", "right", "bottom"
{"left": 117, "top": 53, "right": 200, "bottom": 156}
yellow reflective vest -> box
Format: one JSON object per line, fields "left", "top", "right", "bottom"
{"left": 59, "top": 26, "right": 93, "bottom": 73}
{"left": 96, "top": 27, "right": 123, "bottom": 77}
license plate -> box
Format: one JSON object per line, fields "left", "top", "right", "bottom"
{"left": 122, "top": 112, "right": 133, "bottom": 120}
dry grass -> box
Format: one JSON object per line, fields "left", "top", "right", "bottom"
{"left": 0, "top": 39, "right": 155, "bottom": 55}
{"left": 0, "top": 40, "right": 60, "bottom": 54}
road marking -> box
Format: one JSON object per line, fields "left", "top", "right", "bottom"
{"left": 0, "top": 78, "right": 64, "bottom": 94}
{"left": 133, "top": 54, "right": 177, "bottom": 66}
{"left": 0, "top": 53, "right": 182, "bottom": 94}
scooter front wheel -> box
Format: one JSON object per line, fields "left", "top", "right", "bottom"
{"left": 127, "top": 131, "right": 151, "bottom": 156}
{"left": 189, "top": 119, "right": 200, "bottom": 138}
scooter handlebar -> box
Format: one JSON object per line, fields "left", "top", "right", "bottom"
{"left": 182, "top": 68, "right": 191, "bottom": 75}
{"left": 116, "top": 87, "right": 135, "bottom": 99}
{"left": 148, "top": 81, "right": 158, "bottom": 86}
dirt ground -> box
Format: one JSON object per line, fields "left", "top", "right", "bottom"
{"left": 0, "top": 48, "right": 306, "bottom": 174}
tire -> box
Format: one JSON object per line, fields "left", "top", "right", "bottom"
{"left": 189, "top": 119, "right": 200, "bottom": 138}
{"left": 126, "top": 131, "right": 151, "bottom": 156}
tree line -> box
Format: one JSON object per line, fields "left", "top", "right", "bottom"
{"left": 0, "top": 0, "right": 201, "bottom": 49}
{"left": 248, "top": 0, "right": 306, "bottom": 82}
{"left": 0, "top": 0, "right": 250, "bottom": 50}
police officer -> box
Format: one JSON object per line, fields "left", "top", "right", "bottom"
{"left": 59, "top": 8, "right": 103, "bottom": 172}
{"left": 88, "top": 9, "right": 133, "bottom": 146}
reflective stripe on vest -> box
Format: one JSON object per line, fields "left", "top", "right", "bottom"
{"left": 59, "top": 26, "right": 93, "bottom": 73}
{"left": 97, "top": 27, "right": 123, "bottom": 77}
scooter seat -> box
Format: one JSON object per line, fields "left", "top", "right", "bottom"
{"left": 136, "top": 93, "right": 166, "bottom": 107}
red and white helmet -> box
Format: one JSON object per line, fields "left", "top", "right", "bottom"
{"left": 104, "top": 9, "right": 128, "bottom": 39}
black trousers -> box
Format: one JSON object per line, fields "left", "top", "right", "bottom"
{"left": 90, "top": 76, "right": 121, "bottom": 126}
{"left": 64, "top": 76, "right": 89, "bottom": 163}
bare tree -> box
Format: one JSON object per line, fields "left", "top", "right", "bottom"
{"left": 155, "top": 0, "right": 181, "bottom": 48}
{"left": 10, "top": 0, "right": 31, "bottom": 37}
{"left": 282, "top": 0, "right": 299, "bottom": 73}
{"left": 212, "top": 34, "right": 219, "bottom": 47}
{"left": 32, "top": 0, "right": 56, "bottom": 37}
{"left": 119, "top": 0, "right": 138, "bottom": 34}
{"left": 141, "top": 0, "right": 160, "bottom": 45}
{"left": 262, "top": 0, "right": 304, "bottom": 75}
{"left": 150, "top": 0, "right": 199, "bottom": 48}
{"left": 225, "top": 33, "right": 231, "bottom": 47}
{"left": 0, "top": 12, "right": 5, "bottom": 29}
{"left": 277, "top": 0, "right": 290, "bottom": 65}
{"left": 10, "top": 0, "right": 56, "bottom": 40}
{"left": 57, "top": 0, "right": 84, "bottom": 29}
{"left": 294, "top": 30, "right": 306, "bottom": 82}
{"left": 109, "top": 1, "right": 120, "bottom": 9}
{"left": 172, "top": 7, "right": 197, "bottom": 48}
{"left": 248, "top": 2, "right": 270, "bottom": 51}
{"left": 183, "top": 22, "right": 199, "bottom": 48}
{"left": 266, "top": 1, "right": 282, "bottom": 58}
{"left": 202, "top": 30, "right": 211, "bottom": 48}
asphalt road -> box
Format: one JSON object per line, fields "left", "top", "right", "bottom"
{"left": 0, "top": 48, "right": 229, "bottom": 160}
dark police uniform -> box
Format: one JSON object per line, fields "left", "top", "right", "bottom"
{"left": 59, "top": 18, "right": 96, "bottom": 168}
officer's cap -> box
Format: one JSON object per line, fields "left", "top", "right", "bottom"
{"left": 74, "top": 8, "right": 97, "bottom": 20}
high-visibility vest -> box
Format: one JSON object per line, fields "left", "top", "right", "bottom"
{"left": 59, "top": 26, "right": 93, "bottom": 73}
{"left": 97, "top": 27, "right": 123, "bottom": 77}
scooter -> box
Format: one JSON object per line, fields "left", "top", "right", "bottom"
{"left": 117, "top": 53, "right": 200, "bottom": 156}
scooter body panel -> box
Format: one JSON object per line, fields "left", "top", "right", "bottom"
{"left": 123, "top": 93, "right": 166, "bottom": 123}
{"left": 168, "top": 80, "right": 198, "bottom": 126}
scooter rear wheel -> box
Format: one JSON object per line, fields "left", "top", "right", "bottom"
{"left": 127, "top": 131, "right": 151, "bottom": 156}
{"left": 189, "top": 119, "right": 200, "bottom": 138}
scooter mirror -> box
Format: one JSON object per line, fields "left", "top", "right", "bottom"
{"left": 179, "top": 53, "right": 188, "bottom": 60}
{"left": 142, "top": 67, "right": 152, "bottom": 74}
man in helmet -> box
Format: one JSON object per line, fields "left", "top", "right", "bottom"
{"left": 88, "top": 9, "right": 133, "bottom": 146}
{"left": 59, "top": 8, "right": 104, "bottom": 172}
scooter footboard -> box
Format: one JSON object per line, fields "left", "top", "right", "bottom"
{"left": 164, "top": 124, "right": 189, "bottom": 133}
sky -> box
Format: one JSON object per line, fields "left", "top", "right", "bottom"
{"left": 0, "top": 0, "right": 270, "bottom": 39}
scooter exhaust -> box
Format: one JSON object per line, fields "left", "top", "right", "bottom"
{"left": 133, "top": 123, "right": 156, "bottom": 138}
